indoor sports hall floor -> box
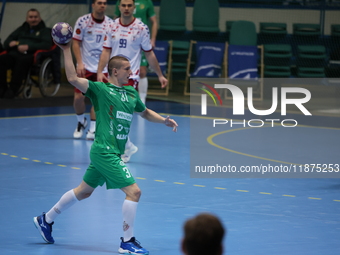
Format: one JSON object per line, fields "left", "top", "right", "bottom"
{"left": 0, "top": 96, "right": 339, "bottom": 255}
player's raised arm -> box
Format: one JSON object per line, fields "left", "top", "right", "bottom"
{"left": 56, "top": 41, "right": 89, "bottom": 93}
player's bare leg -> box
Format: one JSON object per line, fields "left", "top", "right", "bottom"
{"left": 73, "top": 91, "right": 88, "bottom": 138}
{"left": 33, "top": 181, "right": 94, "bottom": 244}
{"left": 138, "top": 66, "right": 148, "bottom": 104}
{"left": 118, "top": 183, "right": 148, "bottom": 254}
{"left": 86, "top": 106, "right": 96, "bottom": 140}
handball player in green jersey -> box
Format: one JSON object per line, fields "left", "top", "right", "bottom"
{"left": 33, "top": 39, "right": 178, "bottom": 255}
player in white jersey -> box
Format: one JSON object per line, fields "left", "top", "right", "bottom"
{"left": 102, "top": 18, "right": 150, "bottom": 82}
{"left": 72, "top": 0, "right": 113, "bottom": 140}
{"left": 97, "top": 0, "right": 167, "bottom": 163}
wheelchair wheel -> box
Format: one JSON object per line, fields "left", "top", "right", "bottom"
{"left": 23, "top": 79, "right": 33, "bottom": 99}
{"left": 39, "top": 58, "right": 60, "bottom": 97}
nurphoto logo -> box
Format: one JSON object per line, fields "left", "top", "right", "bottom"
{"left": 200, "top": 83, "right": 312, "bottom": 127}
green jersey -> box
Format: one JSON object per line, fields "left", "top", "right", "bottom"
{"left": 115, "top": 0, "right": 156, "bottom": 26}
{"left": 85, "top": 81, "right": 146, "bottom": 155}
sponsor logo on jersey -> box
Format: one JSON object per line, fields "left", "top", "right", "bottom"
{"left": 89, "top": 49, "right": 103, "bottom": 59}
{"left": 117, "top": 124, "right": 124, "bottom": 131}
{"left": 76, "top": 28, "right": 81, "bottom": 34}
{"left": 116, "top": 111, "right": 132, "bottom": 122}
{"left": 94, "top": 30, "right": 104, "bottom": 34}
{"left": 116, "top": 134, "right": 128, "bottom": 140}
{"left": 117, "top": 124, "right": 130, "bottom": 133}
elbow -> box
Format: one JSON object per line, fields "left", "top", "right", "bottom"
{"left": 140, "top": 109, "right": 149, "bottom": 119}
{"left": 67, "top": 75, "right": 78, "bottom": 85}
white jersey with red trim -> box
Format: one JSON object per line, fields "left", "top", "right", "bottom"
{"left": 73, "top": 13, "right": 114, "bottom": 73}
{"left": 103, "top": 18, "right": 152, "bottom": 80}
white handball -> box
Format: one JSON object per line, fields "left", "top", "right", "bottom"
{"left": 51, "top": 22, "right": 73, "bottom": 45}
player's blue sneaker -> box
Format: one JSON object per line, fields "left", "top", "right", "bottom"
{"left": 33, "top": 213, "right": 55, "bottom": 244}
{"left": 118, "top": 237, "right": 149, "bottom": 254}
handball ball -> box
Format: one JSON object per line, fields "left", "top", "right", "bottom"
{"left": 51, "top": 22, "right": 73, "bottom": 44}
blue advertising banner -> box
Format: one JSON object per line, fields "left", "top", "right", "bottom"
{"left": 228, "top": 45, "right": 258, "bottom": 79}
{"left": 192, "top": 42, "right": 225, "bottom": 78}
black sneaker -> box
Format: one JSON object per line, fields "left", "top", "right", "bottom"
{"left": 73, "top": 117, "right": 88, "bottom": 138}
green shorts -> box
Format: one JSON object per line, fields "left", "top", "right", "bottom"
{"left": 141, "top": 51, "right": 148, "bottom": 67}
{"left": 83, "top": 152, "right": 135, "bottom": 189}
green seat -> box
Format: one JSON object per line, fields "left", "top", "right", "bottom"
{"left": 331, "top": 24, "right": 340, "bottom": 37}
{"left": 263, "top": 45, "right": 292, "bottom": 77}
{"left": 297, "top": 45, "right": 326, "bottom": 59}
{"left": 159, "top": 0, "right": 186, "bottom": 31}
{"left": 260, "top": 22, "right": 287, "bottom": 35}
{"left": 264, "top": 44, "right": 292, "bottom": 58}
{"left": 264, "top": 44, "right": 292, "bottom": 66}
{"left": 297, "top": 67, "right": 325, "bottom": 78}
{"left": 193, "top": 0, "right": 219, "bottom": 32}
{"left": 171, "top": 41, "right": 190, "bottom": 55}
{"left": 229, "top": 20, "right": 257, "bottom": 46}
{"left": 264, "top": 65, "right": 291, "bottom": 77}
{"left": 296, "top": 45, "right": 326, "bottom": 69}
{"left": 171, "top": 40, "right": 190, "bottom": 74}
{"left": 293, "top": 23, "right": 321, "bottom": 36}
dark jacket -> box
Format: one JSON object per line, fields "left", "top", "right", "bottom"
{"left": 4, "top": 20, "right": 52, "bottom": 54}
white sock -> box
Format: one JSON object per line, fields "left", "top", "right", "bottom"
{"left": 45, "top": 190, "right": 78, "bottom": 224}
{"left": 138, "top": 77, "right": 148, "bottom": 104}
{"left": 122, "top": 200, "right": 138, "bottom": 242}
{"left": 76, "top": 114, "right": 85, "bottom": 124}
{"left": 89, "top": 120, "right": 96, "bottom": 133}
{"left": 125, "top": 136, "right": 133, "bottom": 150}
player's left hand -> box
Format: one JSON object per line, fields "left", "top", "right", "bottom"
{"left": 159, "top": 76, "right": 168, "bottom": 88}
{"left": 164, "top": 116, "right": 178, "bottom": 132}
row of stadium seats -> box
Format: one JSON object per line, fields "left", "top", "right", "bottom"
{"left": 157, "top": 0, "right": 340, "bottom": 79}
{"left": 147, "top": 22, "right": 340, "bottom": 98}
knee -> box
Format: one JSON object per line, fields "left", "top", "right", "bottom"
{"left": 132, "top": 188, "right": 142, "bottom": 201}
{"left": 76, "top": 191, "right": 92, "bottom": 201}
{"left": 74, "top": 187, "right": 93, "bottom": 200}
{"left": 74, "top": 91, "right": 85, "bottom": 99}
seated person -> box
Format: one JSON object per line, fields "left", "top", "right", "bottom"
{"left": 0, "top": 8, "right": 52, "bottom": 98}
